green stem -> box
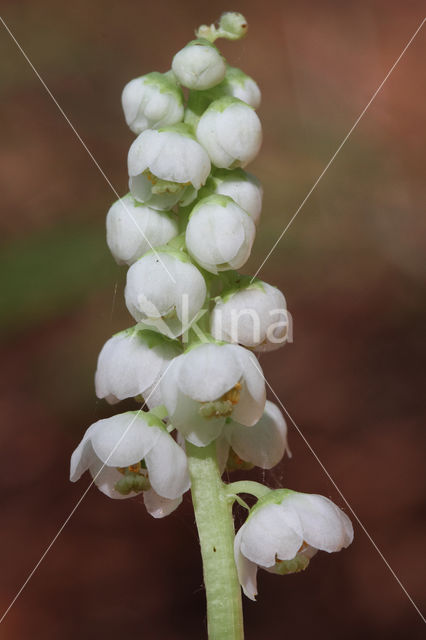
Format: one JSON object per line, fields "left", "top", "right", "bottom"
{"left": 187, "top": 441, "right": 244, "bottom": 640}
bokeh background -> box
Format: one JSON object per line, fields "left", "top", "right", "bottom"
{"left": 0, "top": 0, "right": 425, "bottom": 638}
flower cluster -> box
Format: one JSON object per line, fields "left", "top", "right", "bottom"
{"left": 71, "top": 12, "right": 352, "bottom": 600}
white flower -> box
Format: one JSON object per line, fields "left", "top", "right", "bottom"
{"left": 185, "top": 195, "right": 256, "bottom": 274}
{"left": 160, "top": 343, "right": 266, "bottom": 446}
{"left": 128, "top": 125, "right": 211, "bottom": 210}
{"left": 172, "top": 39, "right": 226, "bottom": 90}
{"left": 124, "top": 250, "right": 207, "bottom": 338}
{"left": 211, "top": 168, "right": 263, "bottom": 224}
{"left": 217, "top": 401, "right": 290, "bottom": 472}
{"left": 220, "top": 66, "right": 261, "bottom": 109}
{"left": 234, "top": 491, "right": 354, "bottom": 600}
{"left": 95, "top": 328, "right": 182, "bottom": 409}
{"left": 70, "top": 412, "right": 190, "bottom": 518}
{"left": 106, "top": 194, "right": 178, "bottom": 265}
{"left": 196, "top": 97, "right": 262, "bottom": 169}
{"left": 210, "top": 281, "right": 289, "bottom": 351}
{"left": 121, "top": 72, "right": 184, "bottom": 135}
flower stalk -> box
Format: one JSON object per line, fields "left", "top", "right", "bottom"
{"left": 187, "top": 441, "right": 244, "bottom": 640}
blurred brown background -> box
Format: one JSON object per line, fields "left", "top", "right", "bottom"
{"left": 0, "top": 0, "right": 425, "bottom": 638}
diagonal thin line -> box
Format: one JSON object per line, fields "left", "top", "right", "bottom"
{"left": 249, "top": 357, "right": 425, "bottom": 623}
{"left": 251, "top": 17, "right": 425, "bottom": 282}
{"left": 0, "top": 16, "right": 176, "bottom": 284}
{"left": 0, "top": 358, "right": 177, "bottom": 625}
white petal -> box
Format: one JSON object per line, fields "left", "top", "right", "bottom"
{"left": 241, "top": 503, "right": 303, "bottom": 566}
{"left": 186, "top": 198, "right": 255, "bottom": 273}
{"left": 281, "top": 493, "right": 354, "bottom": 552}
{"left": 177, "top": 344, "right": 243, "bottom": 402}
{"left": 143, "top": 488, "right": 183, "bottom": 518}
{"left": 121, "top": 75, "right": 184, "bottom": 135}
{"left": 95, "top": 330, "right": 180, "bottom": 403}
{"left": 70, "top": 422, "right": 98, "bottom": 482}
{"left": 144, "top": 429, "right": 190, "bottom": 499}
{"left": 229, "top": 347, "right": 266, "bottom": 426}
{"left": 214, "top": 169, "right": 262, "bottom": 223}
{"left": 106, "top": 195, "right": 178, "bottom": 265}
{"left": 124, "top": 252, "right": 206, "bottom": 337}
{"left": 210, "top": 282, "right": 287, "bottom": 350}
{"left": 128, "top": 129, "right": 210, "bottom": 189}
{"left": 196, "top": 100, "right": 262, "bottom": 169}
{"left": 234, "top": 526, "right": 259, "bottom": 601}
{"left": 90, "top": 413, "right": 161, "bottom": 468}
{"left": 227, "top": 400, "right": 288, "bottom": 469}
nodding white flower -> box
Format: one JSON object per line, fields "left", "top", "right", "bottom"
{"left": 210, "top": 281, "right": 289, "bottom": 351}
{"left": 121, "top": 72, "right": 184, "bottom": 135}
{"left": 217, "top": 400, "right": 290, "bottom": 472}
{"left": 234, "top": 490, "right": 354, "bottom": 600}
{"left": 160, "top": 343, "right": 266, "bottom": 447}
{"left": 211, "top": 168, "right": 263, "bottom": 224}
{"left": 125, "top": 250, "right": 207, "bottom": 338}
{"left": 220, "top": 66, "right": 261, "bottom": 109}
{"left": 196, "top": 97, "right": 262, "bottom": 169}
{"left": 128, "top": 125, "right": 211, "bottom": 210}
{"left": 95, "top": 328, "right": 182, "bottom": 409}
{"left": 70, "top": 412, "right": 190, "bottom": 518}
{"left": 172, "top": 39, "right": 226, "bottom": 90}
{"left": 185, "top": 195, "right": 256, "bottom": 274}
{"left": 106, "top": 194, "right": 178, "bottom": 265}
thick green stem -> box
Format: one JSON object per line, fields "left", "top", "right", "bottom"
{"left": 187, "top": 441, "right": 244, "bottom": 640}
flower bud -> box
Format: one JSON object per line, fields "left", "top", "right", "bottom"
{"left": 185, "top": 195, "right": 256, "bottom": 274}
{"left": 220, "top": 66, "right": 261, "bottom": 109}
{"left": 121, "top": 72, "right": 184, "bottom": 135}
{"left": 172, "top": 39, "right": 226, "bottom": 90}
{"left": 106, "top": 194, "right": 178, "bottom": 265}
{"left": 211, "top": 168, "right": 263, "bottom": 224}
{"left": 210, "top": 280, "right": 288, "bottom": 351}
{"left": 128, "top": 124, "right": 211, "bottom": 210}
{"left": 218, "top": 12, "right": 248, "bottom": 40}
{"left": 95, "top": 327, "right": 182, "bottom": 408}
{"left": 196, "top": 97, "right": 262, "bottom": 168}
{"left": 124, "top": 250, "right": 207, "bottom": 338}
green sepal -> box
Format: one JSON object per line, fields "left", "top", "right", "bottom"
{"left": 205, "top": 95, "right": 253, "bottom": 114}
{"left": 142, "top": 71, "right": 184, "bottom": 103}
{"left": 157, "top": 122, "right": 196, "bottom": 139}
{"left": 249, "top": 488, "right": 295, "bottom": 519}
{"left": 216, "top": 272, "right": 265, "bottom": 303}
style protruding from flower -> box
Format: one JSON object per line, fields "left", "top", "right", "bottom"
{"left": 234, "top": 490, "right": 354, "bottom": 600}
